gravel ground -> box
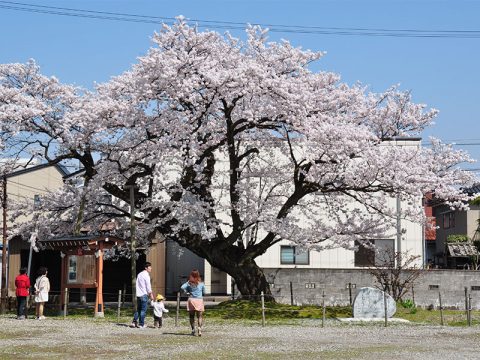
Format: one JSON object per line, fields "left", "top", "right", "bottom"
{"left": 1, "top": 316, "right": 480, "bottom": 359}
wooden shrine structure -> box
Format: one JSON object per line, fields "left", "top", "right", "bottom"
{"left": 38, "top": 235, "right": 125, "bottom": 317}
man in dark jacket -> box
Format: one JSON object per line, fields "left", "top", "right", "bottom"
{"left": 15, "top": 267, "right": 30, "bottom": 320}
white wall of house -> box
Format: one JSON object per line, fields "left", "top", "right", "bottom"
{"left": 203, "top": 139, "right": 425, "bottom": 292}
{"left": 254, "top": 206, "right": 424, "bottom": 269}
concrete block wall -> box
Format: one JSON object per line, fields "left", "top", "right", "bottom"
{"left": 263, "top": 268, "right": 480, "bottom": 310}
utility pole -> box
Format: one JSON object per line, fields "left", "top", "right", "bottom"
{"left": 126, "top": 185, "right": 138, "bottom": 313}
{"left": 1, "top": 176, "right": 7, "bottom": 314}
{"left": 396, "top": 194, "right": 402, "bottom": 268}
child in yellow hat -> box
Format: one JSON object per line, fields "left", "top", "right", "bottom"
{"left": 151, "top": 294, "right": 169, "bottom": 328}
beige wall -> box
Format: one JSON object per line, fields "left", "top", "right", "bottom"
{"left": 147, "top": 240, "right": 166, "bottom": 296}
{"left": 467, "top": 207, "right": 480, "bottom": 239}
{"left": 7, "top": 166, "right": 65, "bottom": 225}
{"left": 6, "top": 165, "right": 65, "bottom": 295}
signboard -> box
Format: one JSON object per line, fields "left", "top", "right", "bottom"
{"left": 66, "top": 254, "right": 96, "bottom": 285}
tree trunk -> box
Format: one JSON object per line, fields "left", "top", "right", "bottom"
{"left": 171, "top": 232, "right": 276, "bottom": 301}
{"left": 231, "top": 260, "right": 274, "bottom": 301}
{"left": 205, "top": 253, "right": 274, "bottom": 301}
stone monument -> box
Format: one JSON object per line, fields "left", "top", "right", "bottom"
{"left": 353, "top": 287, "right": 396, "bottom": 318}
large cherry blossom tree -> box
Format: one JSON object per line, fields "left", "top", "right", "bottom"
{"left": 0, "top": 20, "right": 477, "bottom": 297}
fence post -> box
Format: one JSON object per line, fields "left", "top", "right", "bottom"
{"left": 261, "top": 291, "right": 265, "bottom": 327}
{"left": 465, "top": 287, "right": 469, "bottom": 322}
{"left": 322, "top": 289, "right": 326, "bottom": 328}
{"left": 439, "top": 292, "right": 444, "bottom": 326}
{"left": 117, "top": 290, "right": 122, "bottom": 324}
{"left": 175, "top": 291, "right": 180, "bottom": 327}
{"left": 290, "top": 282, "right": 294, "bottom": 306}
{"left": 27, "top": 295, "right": 33, "bottom": 318}
{"left": 348, "top": 283, "right": 353, "bottom": 306}
{"left": 231, "top": 281, "right": 235, "bottom": 300}
{"left": 383, "top": 290, "right": 387, "bottom": 327}
{"left": 468, "top": 293, "right": 472, "bottom": 327}
{"left": 411, "top": 285, "right": 415, "bottom": 307}
{"left": 63, "top": 288, "right": 68, "bottom": 320}
{"left": 122, "top": 283, "right": 127, "bottom": 306}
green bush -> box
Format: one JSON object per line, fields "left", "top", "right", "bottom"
{"left": 400, "top": 299, "right": 415, "bottom": 309}
{"left": 447, "top": 234, "right": 470, "bottom": 243}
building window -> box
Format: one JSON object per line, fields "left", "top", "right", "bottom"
{"left": 355, "top": 239, "right": 395, "bottom": 267}
{"left": 280, "top": 246, "right": 309, "bottom": 265}
{"left": 443, "top": 212, "right": 455, "bottom": 229}
{"left": 33, "top": 194, "right": 41, "bottom": 209}
{"left": 354, "top": 240, "right": 374, "bottom": 267}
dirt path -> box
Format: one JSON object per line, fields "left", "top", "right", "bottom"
{"left": 1, "top": 316, "right": 480, "bottom": 359}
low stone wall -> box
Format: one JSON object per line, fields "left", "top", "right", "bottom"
{"left": 263, "top": 268, "right": 480, "bottom": 310}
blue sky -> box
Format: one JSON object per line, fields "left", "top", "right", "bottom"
{"left": 1, "top": 0, "right": 479, "bottom": 172}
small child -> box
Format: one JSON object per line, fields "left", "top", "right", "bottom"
{"left": 151, "top": 294, "right": 169, "bottom": 328}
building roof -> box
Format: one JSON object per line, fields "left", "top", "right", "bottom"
{"left": 39, "top": 234, "right": 124, "bottom": 251}
{"left": 464, "top": 183, "right": 480, "bottom": 195}
{"left": 447, "top": 243, "right": 480, "bottom": 257}
{"left": 4, "top": 162, "right": 69, "bottom": 179}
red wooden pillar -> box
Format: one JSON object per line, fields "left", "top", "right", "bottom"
{"left": 94, "top": 242, "right": 104, "bottom": 317}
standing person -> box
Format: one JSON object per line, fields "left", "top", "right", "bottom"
{"left": 151, "top": 294, "right": 169, "bottom": 328}
{"left": 181, "top": 269, "right": 205, "bottom": 336}
{"left": 34, "top": 267, "right": 50, "bottom": 320}
{"left": 14, "top": 267, "right": 30, "bottom": 320}
{"left": 131, "top": 262, "right": 154, "bottom": 328}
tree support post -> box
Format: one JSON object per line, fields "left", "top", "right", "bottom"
{"left": 468, "top": 293, "right": 472, "bottom": 327}
{"left": 383, "top": 290, "right": 388, "bottom": 327}
{"left": 63, "top": 288, "right": 68, "bottom": 319}
{"left": 322, "top": 289, "right": 326, "bottom": 328}
{"left": 175, "top": 291, "right": 180, "bottom": 327}
{"left": 261, "top": 291, "right": 265, "bottom": 327}
{"left": 117, "top": 290, "right": 122, "bottom": 324}
{"left": 439, "top": 292, "right": 444, "bottom": 326}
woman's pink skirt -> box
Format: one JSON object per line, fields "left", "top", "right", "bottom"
{"left": 187, "top": 298, "right": 204, "bottom": 312}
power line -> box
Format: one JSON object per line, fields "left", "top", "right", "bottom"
{"left": 422, "top": 142, "right": 480, "bottom": 147}
{"left": 8, "top": 181, "right": 50, "bottom": 193}
{"left": 1, "top": 1, "right": 480, "bottom": 39}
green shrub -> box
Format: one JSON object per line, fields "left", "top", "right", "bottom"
{"left": 400, "top": 299, "right": 415, "bottom": 309}
{"left": 447, "top": 234, "right": 470, "bottom": 243}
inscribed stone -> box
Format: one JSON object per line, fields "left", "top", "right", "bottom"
{"left": 353, "top": 287, "right": 396, "bottom": 318}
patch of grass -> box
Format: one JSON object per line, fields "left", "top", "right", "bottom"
{"left": 395, "top": 305, "right": 480, "bottom": 325}
{"left": 209, "top": 300, "right": 352, "bottom": 320}
{"left": 4, "top": 299, "right": 480, "bottom": 327}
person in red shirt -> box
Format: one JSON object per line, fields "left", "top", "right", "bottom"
{"left": 15, "top": 267, "right": 30, "bottom": 320}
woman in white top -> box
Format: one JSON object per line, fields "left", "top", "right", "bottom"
{"left": 34, "top": 266, "right": 50, "bottom": 320}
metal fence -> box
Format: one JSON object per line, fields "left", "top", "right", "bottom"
{"left": 4, "top": 287, "right": 479, "bottom": 328}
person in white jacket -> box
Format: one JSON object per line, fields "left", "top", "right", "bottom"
{"left": 34, "top": 266, "right": 50, "bottom": 320}
{"left": 151, "top": 294, "right": 169, "bottom": 328}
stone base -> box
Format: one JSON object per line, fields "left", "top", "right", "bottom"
{"left": 94, "top": 312, "right": 105, "bottom": 318}
{"left": 337, "top": 317, "right": 410, "bottom": 323}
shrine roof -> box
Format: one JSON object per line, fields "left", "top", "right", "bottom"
{"left": 39, "top": 234, "right": 125, "bottom": 250}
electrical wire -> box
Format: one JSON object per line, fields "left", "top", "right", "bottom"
{"left": 8, "top": 181, "right": 50, "bottom": 193}
{"left": 1, "top": 1, "right": 480, "bottom": 38}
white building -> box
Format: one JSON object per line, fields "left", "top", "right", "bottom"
{"left": 167, "top": 138, "right": 425, "bottom": 295}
